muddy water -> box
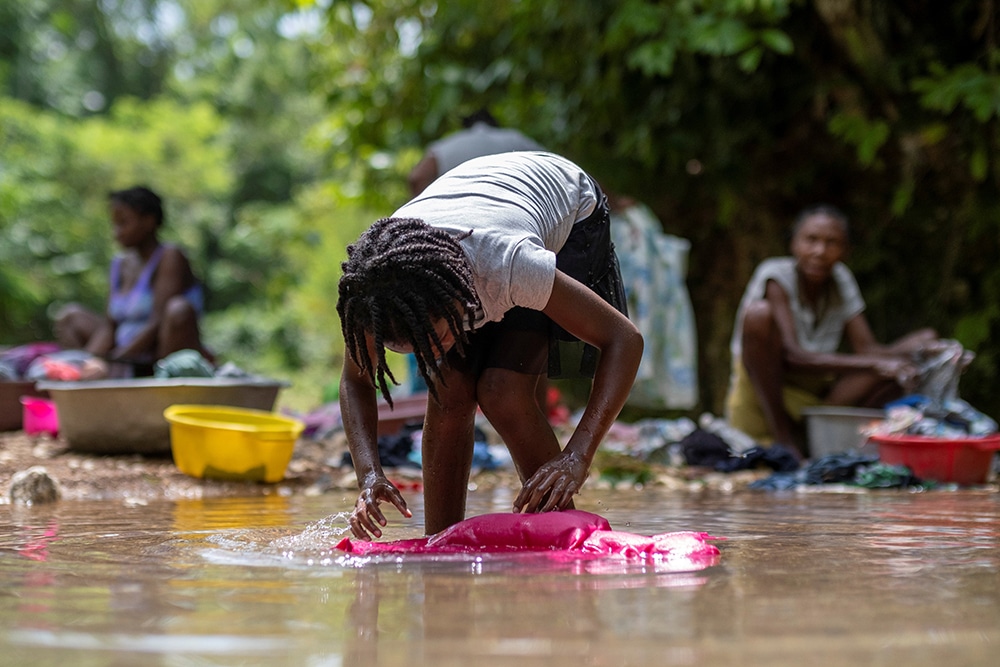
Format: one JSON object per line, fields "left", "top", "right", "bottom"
{"left": 1, "top": 488, "right": 998, "bottom": 666}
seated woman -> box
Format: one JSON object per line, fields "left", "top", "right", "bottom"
{"left": 54, "top": 186, "right": 212, "bottom": 378}
{"left": 724, "top": 204, "right": 942, "bottom": 458}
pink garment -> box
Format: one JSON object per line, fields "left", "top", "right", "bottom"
{"left": 334, "top": 510, "right": 721, "bottom": 563}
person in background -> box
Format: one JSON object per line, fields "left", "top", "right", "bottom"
{"left": 403, "top": 108, "right": 546, "bottom": 395}
{"left": 724, "top": 204, "right": 942, "bottom": 458}
{"left": 337, "top": 151, "right": 642, "bottom": 539}
{"left": 54, "top": 186, "right": 212, "bottom": 378}
{"left": 407, "top": 108, "right": 545, "bottom": 197}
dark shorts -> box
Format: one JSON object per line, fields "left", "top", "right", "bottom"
{"left": 451, "top": 183, "right": 627, "bottom": 380}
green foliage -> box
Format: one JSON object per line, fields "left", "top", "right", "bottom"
{"left": 594, "top": 450, "right": 656, "bottom": 487}
{"left": 0, "top": 95, "right": 230, "bottom": 339}
{"left": 3, "top": 0, "right": 1000, "bottom": 420}
{"left": 0, "top": 1, "right": 349, "bottom": 407}
{"left": 914, "top": 63, "right": 1000, "bottom": 123}
{"left": 607, "top": 0, "right": 793, "bottom": 76}
{"left": 826, "top": 111, "right": 890, "bottom": 166}
{"left": 307, "top": 0, "right": 1000, "bottom": 420}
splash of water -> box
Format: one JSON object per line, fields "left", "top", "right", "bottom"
{"left": 266, "top": 512, "right": 353, "bottom": 562}
{"left": 199, "top": 512, "right": 353, "bottom": 568}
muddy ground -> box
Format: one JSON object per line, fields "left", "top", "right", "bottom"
{"left": 0, "top": 429, "right": 523, "bottom": 504}
{"left": 0, "top": 427, "right": 757, "bottom": 506}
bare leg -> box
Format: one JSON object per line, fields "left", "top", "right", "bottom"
{"left": 52, "top": 304, "right": 102, "bottom": 349}
{"left": 535, "top": 376, "right": 549, "bottom": 415}
{"left": 477, "top": 368, "right": 571, "bottom": 508}
{"left": 740, "top": 300, "right": 803, "bottom": 456}
{"left": 157, "top": 296, "right": 214, "bottom": 363}
{"left": 420, "top": 360, "right": 478, "bottom": 535}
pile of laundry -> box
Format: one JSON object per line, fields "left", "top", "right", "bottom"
{"left": 1, "top": 342, "right": 251, "bottom": 382}
{"left": 866, "top": 340, "right": 998, "bottom": 438}
{"left": 864, "top": 395, "right": 997, "bottom": 440}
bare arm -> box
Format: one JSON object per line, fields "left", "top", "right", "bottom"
{"left": 407, "top": 153, "right": 439, "bottom": 197}
{"left": 513, "top": 270, "right": 643, "bottom": 513}
{"left": 765, "top": 280, "right": 925, "bottom": 381}
{"left": 844, "top": 317, "right": 939, "bottom": 356}
{"left": 340, "top": 343, "right": 411, "bottom": 538}
{"left": 84, "top": 315, "right": 116, "bottom": 357}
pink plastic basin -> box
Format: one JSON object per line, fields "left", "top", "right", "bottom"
{"left": 20, "top": 396, "right": 59, "bottom": 437}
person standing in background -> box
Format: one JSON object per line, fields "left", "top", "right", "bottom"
{"left": 403, "top": 109, "right": 546, "bottom": 394}
{"left": 407, "top": 108, "right": 545, "bottom": 197}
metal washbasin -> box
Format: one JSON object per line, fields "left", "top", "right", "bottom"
{"left": 801, "top": 406, "right": 885, "bottom": 458}
{"left": 38, "top": 377, "right": 289, "bottom": 455}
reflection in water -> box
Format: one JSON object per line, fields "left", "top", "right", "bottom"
{"left": 0, "top": 489, "right": 998, "bottom": 666}
{"left": 14, "top": 520, "right": 59, "bottom": 562}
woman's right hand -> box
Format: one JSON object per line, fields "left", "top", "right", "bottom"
{"left": 349, "top": 474, "right": 412, "bottom": 540}
{"left": 79, "top": 357, "right": 109, "bottom": 380}
{"left": 873, "top": 357, "right": 920, "bottom": 391}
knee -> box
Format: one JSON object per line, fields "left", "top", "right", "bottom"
{"left": 53, "top": 303, "right": 87, "bottom": 328}
{"left": 740, "top": 300, "right": 784, "bottom": 367}
{"left": 52, "top": 303, "right": 94, "bottom": 347}
{"left": 741, "top": 300, "right": 776, "bottom": 340}
{"left": 162, "top": 297, "right": 198, "bottom": 330}
{"left": 476, "top": 369, "right": 539, "bottom": 425}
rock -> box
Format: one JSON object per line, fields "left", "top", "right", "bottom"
{"left": 9, "top": 466, "right": 62, "bottom": 505}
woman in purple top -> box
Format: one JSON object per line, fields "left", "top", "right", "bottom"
{"left": 54, "top": 186, "right": 211, "bottom": 377}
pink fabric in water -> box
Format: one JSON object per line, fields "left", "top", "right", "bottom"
{"left": 334, "top": 510, "right": 720, "bottom": 561}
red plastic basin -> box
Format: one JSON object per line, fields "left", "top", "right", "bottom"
{"left": 871, "top": 433, "right": 1000, "bottom": 485}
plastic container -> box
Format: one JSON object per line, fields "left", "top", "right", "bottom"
{"left": 39, "top": 377, "right": 287, "bottom": 455}
{"left": 870, "top": 433, "right": 1000, "bottom": 485}
{"left": 20, "top": 396, "right": 59, "bottom": 436}
{"left": 1, "top": 381, "right": 48, "bottom": 431}
{"left": 801, "top": 406, "right": 885, "bottom": 458}
{"left": 164, "top": 405, "right": 304, "bottom": 483}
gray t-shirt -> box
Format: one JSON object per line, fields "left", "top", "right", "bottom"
{"left": 393, "top": 151, "right": 598, "bottom": 328}
{"left": 428, "top": 122, "right": 545, "bottom": 175}
{"left": 730, "top": 257, "right": 866, "bottom": 360}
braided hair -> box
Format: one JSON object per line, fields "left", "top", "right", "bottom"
{"left": 337, "top": 217, "right": 478, "bottom": 406}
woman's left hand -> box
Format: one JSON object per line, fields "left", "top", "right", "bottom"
{"left": 513, "top": 449, "right": 589, "bottom": 514}
{"left": 79, "top": 357, "right": 109, "bottom": 380}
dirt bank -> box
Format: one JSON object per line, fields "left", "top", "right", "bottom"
{"left": 0, "top": 430, "right": 543, "bottom": 504}
{"left": 0, "top": 427, "right": 763, "bottom": 506}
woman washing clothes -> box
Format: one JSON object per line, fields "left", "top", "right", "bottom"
{"left": 54, "top": 186, "right": 212, "bottom": 378}
{"left": 724, "top": 204, "right": 943, "bottom": 459}
{"left": 337, "top": 151, "right": 643, "bottom": 538}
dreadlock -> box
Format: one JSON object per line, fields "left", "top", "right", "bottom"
{"left": 337, "top": 217, "right": 478, "bottom": 406}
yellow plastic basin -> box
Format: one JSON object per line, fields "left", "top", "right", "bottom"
{"left": 164, "top": 405, "right": 304, "bottom": 483}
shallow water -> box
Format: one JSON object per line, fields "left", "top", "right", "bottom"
{"left": 1, "top": 487, "right": 998, "bottom": 666}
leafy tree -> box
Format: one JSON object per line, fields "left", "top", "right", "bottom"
{"left": 310, "top": 0, "right": 1000, "bottom": 418}
{"left": 0, "top": 1, "right": 350, "bottom": 405}
{"left": 3, "top": 0, "right": 999, "bottom": 418}
{"left": 0, "top": 0, "right": 175, "bottom": 114}
{"left": 0, "top": 96, "right": 231, "bottom": 342}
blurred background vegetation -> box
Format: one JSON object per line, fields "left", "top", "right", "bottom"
{"left": 1, "top": 0, "right": 998, "bottom": 419}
